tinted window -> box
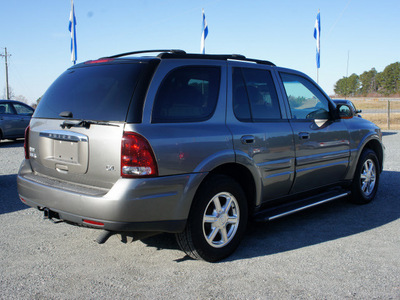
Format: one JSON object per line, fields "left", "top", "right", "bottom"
{"left": 233, "top": 67, "right": 281, "bottom": 122}
{"left": 0, "top": 103, "right": 15, "bottom": 114}
{"left": 152, "top": 66, "right": 220, "bottom": 123}
{"left": 34, "top": 63, "right": 146, "bottom": 121}
{"left": 13, "top": 103, "right": 34, "bottom": 115}
{"left": 280, "top": 73, "right": 330, "bottom": 120}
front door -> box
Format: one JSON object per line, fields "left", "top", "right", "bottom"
{"left": 0, "top": 102, "right": 19, "bottom": 137}
{"left": 278, "top": 71, "right": 350, "bottom": 194}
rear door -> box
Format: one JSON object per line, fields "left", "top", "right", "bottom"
{"left": 11, "top": 102, "right": 34, "bottom": 136}
{"left": 277, "top": 70, "right": 350, "bottom": 194}
{"left": 227, "top": 62, "right": 295, "bottom": 202}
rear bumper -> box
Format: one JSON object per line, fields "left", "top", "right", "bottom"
{"left": 17, "top": 160, "right": 207, "bottom": 233}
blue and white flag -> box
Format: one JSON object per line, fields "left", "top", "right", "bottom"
{"left": 69, "top": 0, "right": 77, "bottom": 64}
{"left": 201, "top": 8, "right": 208, "bottom": 54}
{"left": 313, "top": 10, "right": 321, "bottom": 68}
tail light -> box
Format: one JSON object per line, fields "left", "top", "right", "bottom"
{"left": 24, "top": 126, "right": 30, "bottom": 159}
{"left": 121, "top": 132, "right": 158, "bottom": 178}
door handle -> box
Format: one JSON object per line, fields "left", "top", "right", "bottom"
{"left": 299, "top": 132, "right": 310, "bottom": 140}
{"left": 240, "top": 135, "right": 255, "bottom": 144}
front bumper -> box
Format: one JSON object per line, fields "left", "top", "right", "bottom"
{"left": 17, "top": 160, "right": 206, "bottom": 232}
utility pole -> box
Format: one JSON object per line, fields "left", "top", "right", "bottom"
{"left": 0, "top": 47, "right": 11, "bottom": 100}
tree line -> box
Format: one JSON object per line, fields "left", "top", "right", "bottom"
{"left": 334, "top": 62, "right": 400, "bottom": 97}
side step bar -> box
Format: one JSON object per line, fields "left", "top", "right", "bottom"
{"left": 254, "top": 190, "right": 350, "bottom": 222}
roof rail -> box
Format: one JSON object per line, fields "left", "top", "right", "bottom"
{"left": 239, "top": 58, "right": 276, "bottom": 66}
{"left": 158, "top": 52, "right": 275, "bottom": 66}
{"left": 107, "top": 49, "right": 186, "bottom": 59}
{"left": 105, "top": 49, "right": 275, "bottom": 66}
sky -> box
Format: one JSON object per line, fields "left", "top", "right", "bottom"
{"left": 1, "top": 0, "right": 399, "bottom": 105}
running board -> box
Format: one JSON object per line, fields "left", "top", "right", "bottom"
{"left": 254, "top": 190, "right": 350, "bottom": 222}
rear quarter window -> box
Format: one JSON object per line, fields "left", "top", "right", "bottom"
{"left": 34, "top": 63, "right": 146, "bottom": 122}
{"left": 152, "top": 66, "right": 221, "bottom": 123}
{"left": 13, "top": 103, "right": 34, "bottom": 115}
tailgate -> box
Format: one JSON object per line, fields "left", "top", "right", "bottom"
{"left": 29, "top": 119, "right": 124, "bottom": 189}
{"left": 26, "top": 61, "right": 155, "bottom": 190}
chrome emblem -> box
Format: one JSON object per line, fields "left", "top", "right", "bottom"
{"left": 105, "top": 165, "right": 115, "bottom": 171}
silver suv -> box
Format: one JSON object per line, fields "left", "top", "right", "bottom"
{"left": 17, "top": 50, "right": 384, "bottom": 262}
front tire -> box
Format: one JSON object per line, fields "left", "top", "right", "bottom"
{"left": 349, "top": 149, "right": 380, "bottom": 204}
{"left": 176, "top": 175, "right": 248, "bottom": 262}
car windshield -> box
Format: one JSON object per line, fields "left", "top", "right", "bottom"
{"left": 34, "top": 63, "right": 145, "bottom": 122}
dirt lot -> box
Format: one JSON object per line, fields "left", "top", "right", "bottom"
{"left": 1, "top": 132, "right": 399, "bottom": 299}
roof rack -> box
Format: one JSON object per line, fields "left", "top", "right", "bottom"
{"left": 107, "top": 49, "right": 186, "bottom": 59}
{"left": 105, "top": 49, "right": 275, "bottom": 66}
{"left": 158, "top": 52, "right": 275, "bottom": 66}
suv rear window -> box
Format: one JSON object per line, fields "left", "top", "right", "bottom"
{"left": 152, "top": 66, "right": 221, "bottom": 123}
{"left": 34, "top": 63, "right": 146, "bottom": 122}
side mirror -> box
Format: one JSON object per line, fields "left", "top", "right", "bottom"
{"left": 337, "top": 104, "right": 353, "bottom": 119}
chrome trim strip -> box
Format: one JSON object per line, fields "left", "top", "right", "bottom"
{"left": 268, "top": 192, "right": 350, "bottom": 221}
{"left": 39, "top": 130, "right": 88, "bottom": 142}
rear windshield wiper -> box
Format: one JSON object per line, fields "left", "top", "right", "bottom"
{"left": 60, "top": 120, "right": 119, "bottom": 129}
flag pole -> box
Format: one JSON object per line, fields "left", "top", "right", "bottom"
{"left": 314, "top": 9, "right": 320, "bottom": 84}
{"left": 201, "top": 8, "right": 208, "bottom": 54}
{"left": 69, "top": 0, "right": 77, "bottom": 65}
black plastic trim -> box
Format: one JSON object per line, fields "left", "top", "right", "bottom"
{"left": 107, "top": 49, "right": 186, "bottom": 59}
{"left": 126, "top": 59, "right": 161, "bottom": 123}
{"left": 159, "top": 52, "right": 276, "bottom": 66}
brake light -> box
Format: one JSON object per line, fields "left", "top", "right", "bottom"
{"left": 24, "top": 126, "right": 30, "bottom": 159}
{"left": 121, "top": 132, "right": 158, "bottom": 178}
{"left": 84, "top": 58, "right": 114, "bottom": 64}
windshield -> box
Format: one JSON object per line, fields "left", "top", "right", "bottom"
{"left": 34, "top": 63, "right": 146, "bottom": 122}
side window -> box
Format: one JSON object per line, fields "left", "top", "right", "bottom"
{"left": 232, "top": 67, "right": 281, "bottom": 122}
{"left": 0, "top": 103, "right": 15, "bottom": 114}
{"left": 13, "top": 103, "right": 34, "bottom": 115}
{"left": 152, "top": 66, "right": 221, "bottom": 123}
{"left": 280, "top": 72, "right": 330, "bottom": 120}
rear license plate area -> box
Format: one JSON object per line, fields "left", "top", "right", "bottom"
{"left": 54, "top": 140, "right": 79, "bottom": 164}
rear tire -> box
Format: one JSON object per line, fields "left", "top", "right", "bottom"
{"left": 349, "top": 149, "right": 380, "bottom": 204}
{"left": 176, "top": 175, "right": 248, "bottom": 262}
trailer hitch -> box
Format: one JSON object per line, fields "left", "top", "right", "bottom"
{"left": 40, "top": 207, "right": 63, "bottom": 224}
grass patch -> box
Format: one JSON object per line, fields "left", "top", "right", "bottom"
{"left": 351, "top": 100, "right": 400, "bottom": 110}
{"left": 361, "top": 113, "right": 400, "bottom": 130}
{"left": 342, "top": 99, "right": 400, "bottom": 129}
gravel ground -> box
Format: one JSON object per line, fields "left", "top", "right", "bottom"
{"left": 0, "top": 132, "right": 399, "bottom": 299}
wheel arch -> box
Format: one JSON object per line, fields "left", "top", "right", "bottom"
{"left": 346, "top": 135, "right": 384, "bottom": 181}
{"left": 204, "top": 163, "right": 259, "bottom": 216}
{"left": 362, "top": 139, "right": 384, "bottom": 173}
